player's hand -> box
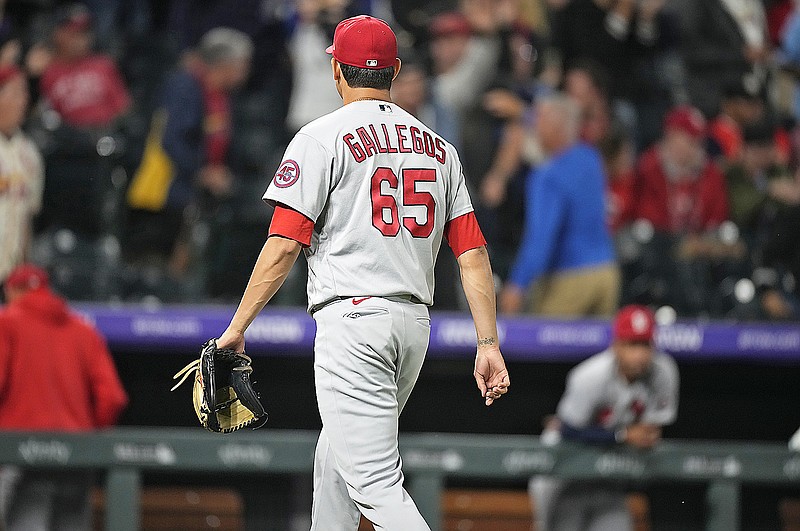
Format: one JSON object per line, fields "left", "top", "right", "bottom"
{"left": 217, "top": 328, "right": 246, "bottom": 353}
{"left": 474, "top": 345, "right": 510, "bottom": 406}
{"left": 623, "top": 424, "right": 661, "bottom": 449}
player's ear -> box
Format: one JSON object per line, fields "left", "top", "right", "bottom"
{"left": 332, "top": 58, "right": 341, "bottom": 82}
{"left": 392, "top": 58, "right": 402, "bottom": 81}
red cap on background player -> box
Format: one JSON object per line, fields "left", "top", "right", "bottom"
{"left": 613, "top": 305, "right": 656, "bottom": 343}
{"left": 4, "top": 264, "right": 49, "bottom": 292}
{"left": 325, "top": 15, "right": 397, "bottom": 70}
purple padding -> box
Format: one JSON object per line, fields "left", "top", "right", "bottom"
{"left": 73, "top": 304, "right": 800, "bottom": 362}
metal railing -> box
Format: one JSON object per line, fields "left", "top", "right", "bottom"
{"left": 1, "top": 428, "right": 798, "bottom": 530}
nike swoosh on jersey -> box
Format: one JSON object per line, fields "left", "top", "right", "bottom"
{"left": 352, "top": 297, "right": 372, "bottom": 305}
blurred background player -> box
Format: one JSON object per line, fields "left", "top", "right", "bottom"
{"left": 0, "top": 264, "right": 128, "bottom": 531}
{"left": 0, "top": 65, "right": 42, "bottom": 285}
{"left": 530, "top": 304, "right": 679, "bottom": 531}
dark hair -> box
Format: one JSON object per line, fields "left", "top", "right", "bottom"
{"left": 564, "top": 58, "right": 610, "bottom": 100}
{"left": 339, "top": 63, "right": 395, "bottom": 90}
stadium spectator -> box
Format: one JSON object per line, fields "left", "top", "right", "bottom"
{"left": 549, "top": 0, "right": 669, "bottom": 142}
{"left": 681, "top": 0, "right": 770, "bottom": 117}
{"left": 500, "top": 94, "right": 619, "bottom": 317}
{"left": 479, "top": 23, "right": 550, "bottom": 209}
{"left": 125, "top": 27, "right": 253, "bottom": 276}
{"left": 563, "top": 59, "right": 613, "bottom": 147}
{"left": 0, "top": 264, "right": 128, "bottom": 530}
{"left": 530, "top": 305, "right": 679, "bottom": 531}
{"left": 725, "top": 122, "right": 800, "bottom": 321}
{"left": 285, "top": 0, "right": 353, "bottom": 133}
{"left": 39, "top": 3, "right": 131, "bottom": 129}
{"left": 476, "top": 22, "right": 547, "bottom": 278}
{"left": 725, "top": 121, "right": 799, "bottom": 232}
{"left": 633, "top": 105, "right": 729, "bottom": 235}
{"left": 429, "top": 9, "right": 502, "bottom": 150}
{"left": 632, "top": 105, "right": 741, "bottom": 315}
{"left": 0, "top": 66, "right": 43, "bottom": 284}
{"left": 31, "top": 3, "right": 131, "bottom": 238}
{"left": 708, "top": 81, "right": 765, "bottom": 164}
{"left": 599, "top": 125, "right": 637, "bottom": 233}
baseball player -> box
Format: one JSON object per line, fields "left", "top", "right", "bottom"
{"left": 0, "top": 66, "right": 43, "bottom": 283}
{"left": 216, "top": 15, "right": 509, "bottom": 531}
{"left": 530, "top": 305, "right": 679, "bottom": 531}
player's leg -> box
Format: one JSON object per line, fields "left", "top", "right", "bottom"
{"left": 52, "top": 471, "right": 93, "bottom": 531}
{"left": 587, "top": 490, "right": 632, "bottom": 531}
{"left": 548, "top": 484, "right": 592, "bottom": 531}
{"left": 310, "top": 429, "right": 361, "bottom": 531}
{"left": 312, "top": 300, "right": 430, "bottom": 531}
{"left": 4, "top": 470, "right": 55, "bottom": 531}
{"left": 528, "top": 475, "right": 566, "bottom": 531}
{"left": 396, "top": 303, "right": 430, "bottom": 412}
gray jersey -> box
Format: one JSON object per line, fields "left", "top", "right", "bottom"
{"left": 264, "top": 100, "right": 474, "bottom": 311}
{"left": 557, "top": 349, "right": 679, "bottom": 430}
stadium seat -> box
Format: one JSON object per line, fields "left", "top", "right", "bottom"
{"left": 357, "top": 489, "right": 649, "bottom": 531}
{"left": 92, "top": 486, "right": 244, "bottom": 531}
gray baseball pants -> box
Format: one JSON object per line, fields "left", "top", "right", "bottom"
{"left": 311, "top": 296, "right": 431, "bottom": 531}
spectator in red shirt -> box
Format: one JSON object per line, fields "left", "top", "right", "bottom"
{"left": 633, "top": 105, "right": 729, "bottom": 235}
{"left": 39, "top": 3, "right": 130, "bottom": 129}
{"left": 0, "top": 264, "right": 127, "bottom": 530}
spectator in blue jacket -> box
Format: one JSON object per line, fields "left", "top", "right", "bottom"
{"left": 500, "top": 94, "right": 619, "bottom": 317}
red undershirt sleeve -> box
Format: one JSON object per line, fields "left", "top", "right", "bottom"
{"left": 268, "top": 204, "right": 314, "bottom": 247}
{"left": 445, "top": 211, "right": 487, "bottom": 257}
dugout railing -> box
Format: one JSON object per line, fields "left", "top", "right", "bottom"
{"left": 0, "top": 428, "right": 798, "bottom": 530}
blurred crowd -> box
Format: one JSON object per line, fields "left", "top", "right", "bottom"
{"left": 2, "top": 0, "right": 800, "bottom": 321}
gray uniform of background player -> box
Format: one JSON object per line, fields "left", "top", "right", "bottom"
{"left": 264, "top": 101, "right": 474, "bottom": 530}
{"left": 531, "top": 349, "right": 679, "bottom": 531}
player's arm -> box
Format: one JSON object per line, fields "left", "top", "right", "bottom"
{"left": 556, "top": 367, "right": 617, "bottom": 445}
{"left": 447, "top": 213, "right": 509, "bottom": 405}
{"left": 217, "top": 205, "right": 310, "bottom": 351}
{"left": 457, "top": 246, "right": 509, "bottom": 406}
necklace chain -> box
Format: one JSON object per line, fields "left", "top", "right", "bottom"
{"left": 351, "top": 97, "right": 390, "bottom": 103}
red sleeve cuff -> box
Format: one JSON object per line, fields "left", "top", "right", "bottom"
{"left": 445, "top": 212, "right": 486, "bottom": 257}
{"left": 269, "top": 204, "right": 314, "bottom": 247}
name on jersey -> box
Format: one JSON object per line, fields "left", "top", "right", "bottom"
{"left": 343, "top": 123, "right": 446, "bottom": 164}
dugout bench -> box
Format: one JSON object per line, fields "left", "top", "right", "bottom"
{"left": 0, "top": 428, "right": 797, "bottom": 531}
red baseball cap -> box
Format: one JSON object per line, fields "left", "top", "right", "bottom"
{"left": 4, "top": 264, "right": 49, "bottom": 291}
{"left": 326, "top": 15, "right": 397, "bottom": 70}
{"left": 664, "top": 105, "right": 706, "bottom": 139}
{"left": 613, "top": 305, "right": 656, "bottom": 343}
